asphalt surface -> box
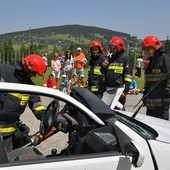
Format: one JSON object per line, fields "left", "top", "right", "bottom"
{"left": 125, "top": 93, "right": 146, "bottom": 113}
{"left": 20, "top": 93, "right": 147, "bottom": 155}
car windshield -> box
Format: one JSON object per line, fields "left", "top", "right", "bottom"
{"left": 113, "top": 110, "right": 158, "bottom": 140}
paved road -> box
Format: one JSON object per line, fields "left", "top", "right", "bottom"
{"left": 125, "top": 93, "right": 146, "bottom": 114}
{"left": 20, "top": 93, "right": 146, "bottom": 155}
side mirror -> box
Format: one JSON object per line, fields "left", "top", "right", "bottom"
{"left": 125, "top": 140, "right": 145, "bottom": 167}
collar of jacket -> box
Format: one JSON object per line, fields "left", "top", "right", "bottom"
{"left": 14, "top": 62, "right": 33, "bottom": 84}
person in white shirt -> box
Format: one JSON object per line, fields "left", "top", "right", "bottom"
{"left": 63, "top": 51, "right": 73, "bottom": 80}
{"left": 42, "top": 52, "right": 48, "bottom": 66}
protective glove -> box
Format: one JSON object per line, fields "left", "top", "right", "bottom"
{"left": 162, "top": 88, "right": 170, "bottom": 108}
{"left": 16, "top": 122, "right": 30, "bottom": 133}
{"left": 13, "top": 122, "right": 31, "bottom": 149}
{"left": 164, "top": 88, "right": 170, "bottom": 97}
{"left": 35, "top": 110, "right": 46, "bottom": 121}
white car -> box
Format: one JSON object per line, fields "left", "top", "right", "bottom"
{"left": 0, "top": 82, "right": 170, "bottom": 170}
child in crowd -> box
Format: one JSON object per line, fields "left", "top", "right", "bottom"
{"left": 59, "top": 74, "right": 68, "bottom": 93}
{"left": 128, "top": 76, "right": 140, "bottom": 94}
{"left": 67, "top": 74, "right": 78, "bottom": 94}
{"left": 44, "top": 74, "right": 57, "bottom": 89}
{"left": 75, "top": 77, "right": 84, "bottom": 88}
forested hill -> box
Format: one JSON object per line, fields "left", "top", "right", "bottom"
{"left": 0, "top": 24, "right": 139, "bottom": 50}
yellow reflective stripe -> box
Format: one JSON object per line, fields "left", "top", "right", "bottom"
{"left": 124, "top": 77, "right": 132, "bottom": 82}
{"left": 9, "top": 93, "right": 30, "bottom": 106}
{"left": 167, "top": 80, "right": 170, "bottom": 88}
{"left": 108, "top": 66, "right": 123, "bottom": 74}
{"left": 146, "top": 77, "right": 166, "bottom": 82}
{"left": 91, "top": 86, "right": 98, "bottom": 92}
{"left": 9, "top": 93, "right": 29, "bottom": 100}
{"left": 146, "top": 103, "right": 162, "bottom": 107}
{"left": 114, "top": 70, "right": 123, "bottom": 74}
{"left": 33, "top": 105, "right": 46, "bottom": 114}
{"left": 152, "top": 69, "right": 161, "bottom": 73}
{"left": 0, "top": 127, "right": 16, "bottom": 133}
{"left": 146, "top": 73, "right": 165, "bottom": 78}
{"left": 91, "top": 89, "right": 98, "bottom": 91}
{"left": 94, "top": 67, "right": 101, "bottom": 75}
{"left": 108, "top": 66, "right": 123, "bottom": 70}
{"left": 147, "top": 98, "right": 162, "bottom": 102}
{"left": 146, "top": 98, "right": 163, "bottom": 107}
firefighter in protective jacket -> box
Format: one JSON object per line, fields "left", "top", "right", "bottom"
{"left": 88, "top": 40, "right": 106, "bottom": 98}
{"left": 101, "top": 36, "right": 132, "bottom": 107}
{"left": 0, "top": 54, "right": 47, "bottom": 152}
{"left": 142, "top": 35, "right": 170, "bottom": 120}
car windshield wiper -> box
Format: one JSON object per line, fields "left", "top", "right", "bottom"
{"left": 115, "top": 114, "right": 155, "bottom": 139}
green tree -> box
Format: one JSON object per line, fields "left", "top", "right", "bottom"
{"left": 20, "top": 43, "right": 27, "bottom": 57}
{"left": 53, "top": 44, "right": 58, "bottom": 53}
{"left": 2, "top": 39, "right": 15, "bottom": 64}
{"left": 165, "top": 36, "right": 170, "bottom": 55}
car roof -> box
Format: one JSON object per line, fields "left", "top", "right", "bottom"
{"left": 0, "top": 82, "right": 105, "bottom": 126}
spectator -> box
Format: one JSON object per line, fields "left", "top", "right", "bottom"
{"left": 42, "top": 52, "right": 48, "bottom": 66}
{"left": 51, "top": 52, "right": 61, "bottom": 85}
{"left": 78, "top": 74, "right": 85, "bottom": 87}
{"left": 59, "top": 50, "right": 65, "bottom": 71}
{"left": 59, "top": 74, "right": 68, "bottom": 93}
{"left": 75, "top": 77, "right": 84, "bottom": 88}
{"left": 72, "top": 47, "right": 87, "bottom": 77}
{"left": 128, "top": 76, "right": 140, "bottom": 94}
{"left": 44, "top": 74, "right": 57, "bottom": 89}
{"left": 67, "top": 74, "right": 78, "bottom": 94}
{"left": 63, "top": 51, "right": 73, "bottom": 80}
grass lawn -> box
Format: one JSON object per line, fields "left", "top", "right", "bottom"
{"left": 134, "top": 70, "right": 145, "bottom": 91}
{"left": 33, "top": 67, "right": 145, "bottom": 91}
{"left": 33, "top": 67, "right": 52, "bottom": 87}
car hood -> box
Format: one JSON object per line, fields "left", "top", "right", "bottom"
{"left": 116, "top": 110, "right": 170, "bottom": 143}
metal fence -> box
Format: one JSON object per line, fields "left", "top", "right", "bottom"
{"left": 0, "top": 52, "right": 25, "bottom": 65}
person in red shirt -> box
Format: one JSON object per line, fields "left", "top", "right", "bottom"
{"left": 44, "top": 74, "right": 57, "bottom": 89}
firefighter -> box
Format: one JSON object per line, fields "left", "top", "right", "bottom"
{"left": 101, "top": 36, "right": 132, "bottom": 108}
{"left": 0, "top": 54, "right": 47, "bottom": 153}
{"left": 88, "top": 40, "right": 106, "bottom": 98}
{"left": 142, "top": 35, "right": 170, "bottom": 120}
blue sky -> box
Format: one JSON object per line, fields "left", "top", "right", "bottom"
{"left": 0, "top": 0, "right": 170, "bottom": 40}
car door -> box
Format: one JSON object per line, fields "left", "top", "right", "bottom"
{"left": 0, "top": 120, "right": 155, "bottom": 170}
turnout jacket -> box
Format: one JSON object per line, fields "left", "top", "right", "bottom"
{"left": 145, "top": 51, "right": 170, "bottom": 109}
{"left": 101, "top": 52, "right": 132, "bottom": 93}
{"left": 88, "top": 53, "right": 106, "bottom": 94}
{"left": 0, "top": 63, "right": 46, "bottom": 133}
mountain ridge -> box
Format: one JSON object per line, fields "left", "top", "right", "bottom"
{"left": 0, "top": 24, "right": 139, "bottom": 50}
